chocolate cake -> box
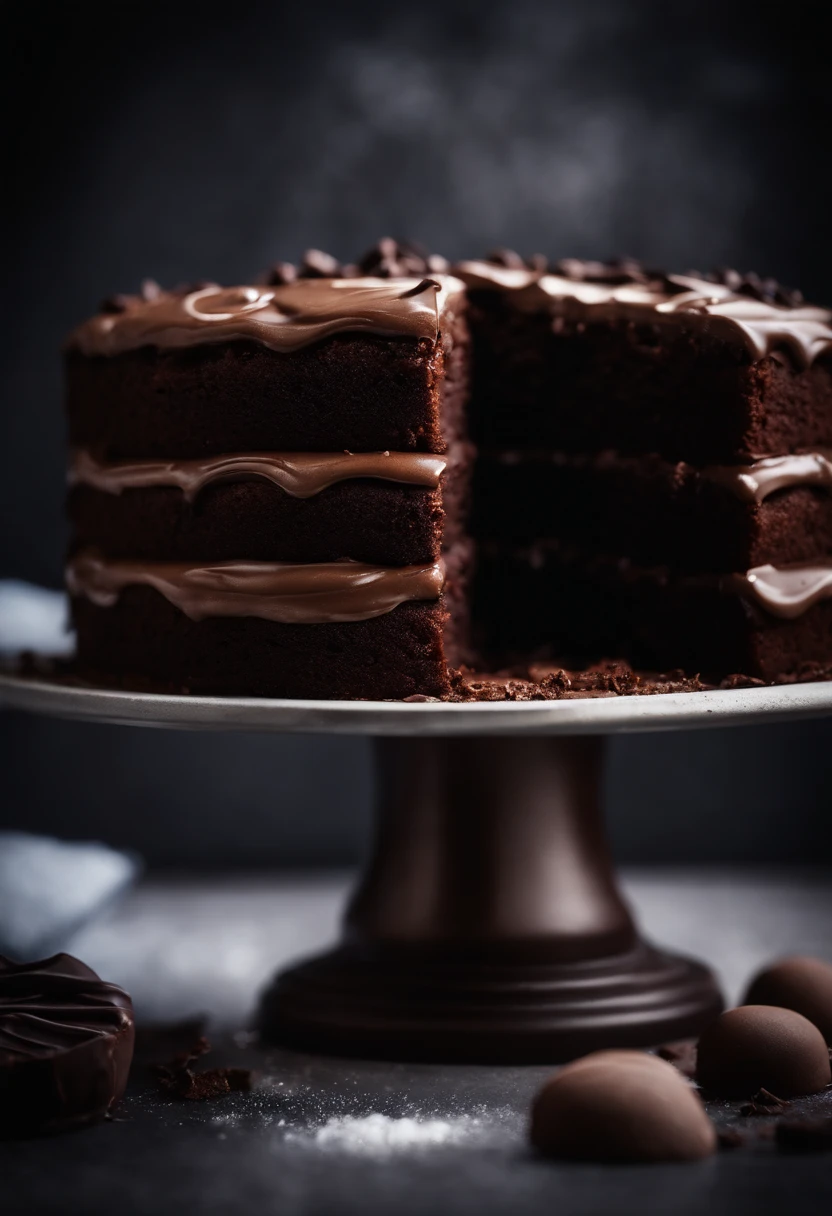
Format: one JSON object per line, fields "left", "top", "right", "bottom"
{"left": 65, "top": 243, "right": 832, "bottom": 698}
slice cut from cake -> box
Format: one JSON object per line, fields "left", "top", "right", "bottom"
{"left": 460, "top": 254, "right": 832, "bottom": 684}
{"left": 66, "top": 247, "right": 472, "bottom": 699}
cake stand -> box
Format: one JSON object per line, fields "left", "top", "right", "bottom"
{"left": 3, "top": 670, "right": 832, "bottom": 1063}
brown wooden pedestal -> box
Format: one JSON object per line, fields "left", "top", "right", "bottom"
{"left": 260, "top": 736, "right": 722, "bottom": 1062}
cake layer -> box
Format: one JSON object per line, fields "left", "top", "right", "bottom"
{"left": 66, "top": 279, "right": 468, "bottom": 458}
{"left": 71, "top": 595, "right": 456, "bottom": 699}
{"left": 459, "top": 263, "right": 832, "bottom": 462}
{"left": 69, "top": 542, "right": 472, "bottom": 699}
{"left": 68, "top": 448, "right": 472, "bottom": 564}
{"left": 474, "top": 545, "right": 832, "bottom": 681}
{"left": 474, "top": 450, "right": 832, "bottom": 572}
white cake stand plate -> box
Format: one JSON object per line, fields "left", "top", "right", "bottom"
{"left": 3, "top": 671, "right": 831, "bottom": 1063}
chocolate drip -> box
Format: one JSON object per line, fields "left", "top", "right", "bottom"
{"left": 70, "top": 450, "right": 448, "bottom": 501}
{"left": 702, "top": 452, "right": 832, "bottom": 503}
{"left": 456, "top": 262, "right": 832, "bottom": 368}
{"left": 67, "top": 552, "right": 445, "bottom": 624}
{"left": 724, "top": 561, "right": 832, "bottom": 619}
{"left": 67, "top": 277, "right": 464, "bottom": 357}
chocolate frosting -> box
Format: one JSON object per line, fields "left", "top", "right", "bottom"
{"left": 0, "top": 953, "right": 135, "bottom": 1135}
{"left": 67, "top": 551, "right": 445, "bottom": 624}
{"left": 703, "top": 452, "right": 832, "bottom": 503}
{"left": 724, "top": 560, "right": 832, "bottom": 618}
{"left": 69, "top": 449, "right": 448, "bottom": 501}
{"left": 67, "top": 276, "right": 464, "bottom": 357}
{"left": 457, "top": 262, "right": 832, "bottom": 367}
{"left": 0, "top": 954, "right": 132, "bottom": 1061}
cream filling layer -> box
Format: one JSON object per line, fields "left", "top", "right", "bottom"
{"left": 67, "top": 552, "right": 445, "bottom": 624}
{"left": 69, "top": 449, "right": 448, "bottom": 501}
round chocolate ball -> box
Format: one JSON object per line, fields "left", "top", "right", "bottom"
{"left": 696, "top": 1005, "right": 831, "bottom": 1098}
{"left": 745, "top": 956, "right": 832, "bottom": 1043}
{"left": 530, "top": 1049, "right": 716, "bottom": 1163}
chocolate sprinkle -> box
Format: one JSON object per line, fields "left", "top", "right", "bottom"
{"left": 358, "top": 237, "right": 448, "bottom": 279}
{"left": 700, "top": 268, "right": 804, "bottom": 308}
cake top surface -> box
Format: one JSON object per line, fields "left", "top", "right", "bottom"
{"left": 67, "top": 274, "right": 464, "bottom": 357}
{"left": 457, "top": 254, "right": 832, "bottom": 366}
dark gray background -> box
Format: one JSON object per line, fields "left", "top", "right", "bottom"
{"left": 1, "top": 0, "right": 830, "bottom": 867}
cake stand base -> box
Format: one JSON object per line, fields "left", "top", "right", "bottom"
{"left": 259, "top": 737, "right": 723, "bottom": 1062}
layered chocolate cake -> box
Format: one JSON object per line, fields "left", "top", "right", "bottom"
{"left": 65, "top": 243, "right": 832, "bottom": 698}
{"left": 461, "top": 255, "right": 832, "bottom": 681}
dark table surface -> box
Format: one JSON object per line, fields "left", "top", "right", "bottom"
{"left": 4, "top": 870, "right": 832, "bottom": 1216}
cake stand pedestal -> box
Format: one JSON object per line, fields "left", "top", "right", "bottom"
{"left": 3, "top": 673, "right": 831, "bottom": 1062}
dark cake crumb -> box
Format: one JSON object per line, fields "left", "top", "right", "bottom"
{"left": 739, "top": 1088, "right": 791, "bottom": 1117}
{"left": 151, "top": 1035, "right": 254, "bottom": 1101}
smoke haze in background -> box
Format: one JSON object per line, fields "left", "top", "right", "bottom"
{"left": 1, "top": 0, "right": 829, "bottom": 865}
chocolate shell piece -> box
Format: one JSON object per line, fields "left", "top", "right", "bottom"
{"left": 530, "top": 1049, "right": 716, "bottom": 1163}
{"left": 744, "top": 956, "right": 832, "bottom": 1043}
{"left": 695, "top": 1006, "right": 831, "bottom": 1098}
{"left": 0, "top": 953, "right": 135, "bottom": 1137}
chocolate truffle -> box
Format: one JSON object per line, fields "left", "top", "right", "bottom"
{"left": 744, "top": 956, "right": 832, "bottom": 1043}
{"left": 530, "top": 1049, "right": 716, "bottom": 1163}
{"left": 0, "top": 953, "right": 135, "bottom": 1137}
{"left": 695, "top": 1006, "right": 831, "bottom": 1098}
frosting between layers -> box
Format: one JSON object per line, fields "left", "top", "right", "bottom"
{"left": 724, "top": 561, "right": 832, "bottom": 619}
{"left": 702, "top": 452, "right": 832, "bottom": 503}
{"left": 67, "top": 552, "right": 445, "bottom": 624}
{"left": 69, "top": 449, "right": 448, "bottom": 501}
{"left": 67, "top": 277, "right": 464, "bottom": 356}
{"left": 457, "top": 262, "right": 832, "bottom": 367}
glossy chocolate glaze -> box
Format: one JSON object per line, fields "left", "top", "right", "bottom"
{"left": 724, "top": 560, "right": 832, "bottom": 619}
{"left": 66, "top": 276, "right": 465, "bottom": 356}
{"left": 703, "top": 451, "right": 832, "bottom": 503}
{"left": 67, "top": 551, "right": 445, "bottom": 624}
{"left": 0, "top": 953, "right": 134, "bottom": 1135}
{"left": 457, "top": 262, "right": 832, "bottom": 367}
{"left": 69, "top": 449, "right": 448, "bottom": 501}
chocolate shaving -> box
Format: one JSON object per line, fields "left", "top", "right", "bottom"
{"left": 299, "top": 248, "right": 343, "bottom": 278}
{"left": 717, "top": 1128, "right": 746, "bottom": 1150}
{"left": 776, "top": 1115, "right": 832, "bottom": 1152}
{"left": 739, "top": 1088, "right": 790, "bottom": 1117}
{"left": 696, "top": 268, "right": 804, "bottom": 308}
{"left": 263, "top": 261, "right": 298, "bottom": 287}
{"left": 358, "top": 237, "right": 448, "bottom": 279}
{"left": 100, "top": 278, "right": 162, "bottom": 314}
{"left": 151, "top": 1035, "right": 254, "bottom": 1102}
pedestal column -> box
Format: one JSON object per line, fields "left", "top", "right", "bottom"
{"left": 260, "top": 736, "right": 722, "bottom": 1062}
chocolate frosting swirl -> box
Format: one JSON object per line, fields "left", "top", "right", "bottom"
{"left": 0, "top": 954, "right": 132, "bottom": 1062}
{"left": 69, "top": 449, "right": 448, "bottom": 501}
{"left": 703, "top": 452, "right": 832, "bottom": 503}
{"left": 456, "top": 261, "right": 832, "bottom": 368}
{"left": 67, "top": 277, "right": 463, "bottom": 357}
{"left": 724, "top": 560, "right": 832, "bottom": 619}
{"left": 68, "top": 552, "right": 445, "bottom": 624}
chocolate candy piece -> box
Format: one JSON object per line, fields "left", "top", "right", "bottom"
{"left": 745, "top": 956, "right": 832, "bottom": 1043}
{"left": 0, "top": 953, "right": 134, "bottom": 1136}
{"left": 696, "top": 1006, "right": 831, "bottom": 1098}
{"left": 530, "top": 1049, "right": 716, "bottom": 1163}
